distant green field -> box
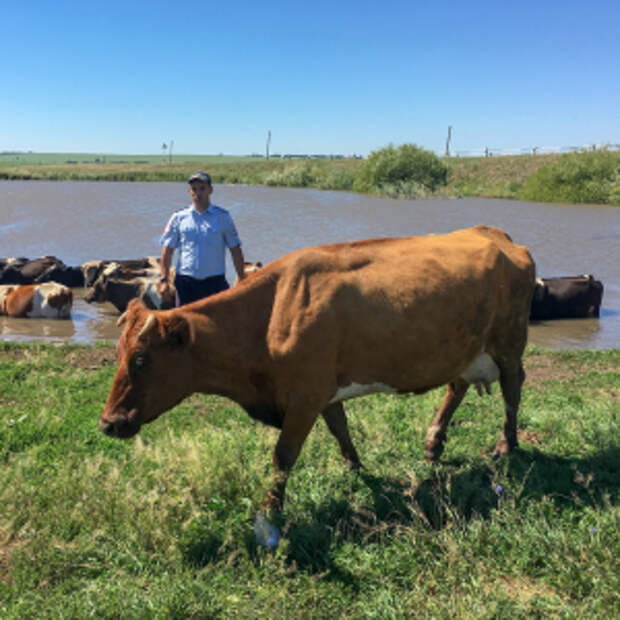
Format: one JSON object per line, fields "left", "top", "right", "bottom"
{"left": 0, "top": 152, "right": 264, "bottom": 167}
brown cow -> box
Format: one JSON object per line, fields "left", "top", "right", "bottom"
{"left": 0, "top": 282, "right": 73, "bottom": 318}
{"left": 99, "top": 225, "right": 535, "bottom": 533}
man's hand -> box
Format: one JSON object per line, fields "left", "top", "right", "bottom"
{"left": 159, "top": 281, "right": 172, "bottom": 303}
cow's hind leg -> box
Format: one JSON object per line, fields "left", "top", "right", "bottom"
{"left": 493, "top": 362, "right": 525, "bottom": 457}
{"left": 424, "top": 380, "right": 469, "bottom": 462}
{"left": 321, "top": 402, "right": 362, "bottom": 469}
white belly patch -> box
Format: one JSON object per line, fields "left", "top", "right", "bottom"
{"left": 459, "top": 352, "right": 500, "bottom": 384}
{"left": 329, "top": 382, "right": 398, "bottom": 404}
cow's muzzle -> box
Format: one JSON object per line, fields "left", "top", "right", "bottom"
{"left": 99, "top": 408, "right": 140, "bottom": 439}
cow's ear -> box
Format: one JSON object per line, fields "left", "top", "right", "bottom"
{"left": 163, "top": 315, "right": 192, "bottom": 349}
{"left": 127, "top": 298, "right": 147, "bottom": 313}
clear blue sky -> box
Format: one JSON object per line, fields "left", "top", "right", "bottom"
{"left": 2, "top": 0, "right": 619, "bottom": 156}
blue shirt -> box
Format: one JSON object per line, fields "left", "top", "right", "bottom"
{"left": 160, "top": 204, "right": 242, "bottom": 279}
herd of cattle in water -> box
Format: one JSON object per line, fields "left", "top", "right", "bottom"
{"left": 0, "top": 253, "right": 604, "bottom": 322}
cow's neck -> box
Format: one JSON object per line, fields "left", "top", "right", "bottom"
{"left": 183, "top": 280, "right": 277, "bottom": 409}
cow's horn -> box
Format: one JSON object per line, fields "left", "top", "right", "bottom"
{"left": 117, "top": 311, "right": 128, "bottom": 327}
{"left": 138, "top": 313, "right": 157, "bottom": 340}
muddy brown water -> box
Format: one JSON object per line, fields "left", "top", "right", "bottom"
{"left": 1, "top": 180, "right": 619, "bottom": 349}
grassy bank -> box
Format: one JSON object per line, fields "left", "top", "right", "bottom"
{"left": 1, "top": 343, "right": 618, "bottom": 617}
{"left": 0, "top": 151, "right": 552, "bottom": 199}
{"left": 2, "top": 150, "right": 619, "bottom": 205}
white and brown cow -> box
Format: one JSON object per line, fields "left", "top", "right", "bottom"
{"left": 84, "top": 262, "right": 175, "bottom": 312}
{"left": 99, "top": 225, "right": 535, "bottom": 530}
{"left": 0, "top": 282, "right": 73, "bottom": 318}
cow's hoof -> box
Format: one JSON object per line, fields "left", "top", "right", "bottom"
{"left": 347, "top": 458, "right": 363, "bottom": 472}
{"left": 254, "top": 513, "right": 281, "bottom": 549}
{"left": 424, "top": 442, "right": 443, "bottom": 462}
{"left": 492, "top": 439, "right": 516, "bottom": 458}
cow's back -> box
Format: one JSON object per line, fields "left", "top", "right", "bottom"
{"left": 265, "top": 226, "right": 535, "bottom": 393}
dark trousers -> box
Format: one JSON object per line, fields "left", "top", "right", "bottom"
{"left": 174, "top": 274, "right": 229, "bottom": 306}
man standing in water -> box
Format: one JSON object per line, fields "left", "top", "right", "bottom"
{"left": 158, "top": 171, "right": 246, "bottom": 306}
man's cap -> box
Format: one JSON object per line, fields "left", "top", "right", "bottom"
{"left": 188, "top": 171, "right": 212, "bottom": 184}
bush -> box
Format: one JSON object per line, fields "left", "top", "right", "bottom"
{"left": 353, "top": 143, "right": 448, "bottom": 197}
{"left": 323, "top": 166, "right": 355, "bottom": 191}
{"left": 264, "top": 162, "right": 318, "bottom": 187}
{"left": 518, "top": 150, "right": 620, "bottom": 205}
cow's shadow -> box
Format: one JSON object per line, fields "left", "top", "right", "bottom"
{"left": 179, "top": 446, "right": 619, "bottom": 578}
{"left": 280, "top": 445, "right": 620, "bottom": 577}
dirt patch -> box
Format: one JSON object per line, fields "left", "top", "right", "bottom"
{"left": 0, "top": 344, "right": 117, "bottom": 370}
{"left": 0, "top": 347, "right": 29, "bottom": 363}
{"left": 518, "top": 429, "right": 542, "bottom": 445}
{"left": 0, "top": 538, "right": 26, "bottom": 585}
{"left": 523, "top": 354, "right": 580, "bottom": 385}
{"left": 497, "top": 575, "right": 558, "bottom": 603}
{"left": 63, "top": 347, "right": 117, "bottom": 370}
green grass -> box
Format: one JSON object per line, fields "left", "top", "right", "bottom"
{"left": 3, "top": 150, "right": 619, "bottom": 205}
{"left": 1, "top": 343, "right": 618, "bottom": 617}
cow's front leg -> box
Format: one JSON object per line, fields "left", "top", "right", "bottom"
{"left": 321, "top": 402, "right": 362, "bottom": 470}
{"left": 424, "top": 380, "right": 469, "bottom": 461}
{"left": 256, "top": 409, "right": 319, "bottom": 548}
{"left": 262, "top": 408, "right": 320, "bottom": 516}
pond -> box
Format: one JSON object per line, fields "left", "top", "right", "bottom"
{"left": 1, "top": 181, "right": 618, "bottom": 349}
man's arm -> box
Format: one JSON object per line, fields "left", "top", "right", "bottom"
{"left": 158, "top": 245, "right": 175, "bottom": 300}
{"left": 229, "top": 245, "right": 246, "bottom": 281}
{"left": 159, "top": 245, "right": 174, "bottom": 281}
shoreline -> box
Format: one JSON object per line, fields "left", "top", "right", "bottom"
{"left": 0, "top": 152, "right": 598, "bottom": 203}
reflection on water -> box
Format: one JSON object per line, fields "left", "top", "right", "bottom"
{"left": 529, "top": 318, "right": 602, "bottom": 350}
{"left": 1, "top": 181, "right": 619, "bottom": 349}
{"left": 0, "top": 315, "right": 76, "bottom": 341}
{"left": 0, "top": 291, "right": 121, "bottom": 343}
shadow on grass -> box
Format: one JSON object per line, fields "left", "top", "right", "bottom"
{"left": 179, "top": 445, "right": 620, "bottom": 578}
{"left": 281, "top": 444, "right": 620, "bottom": 575}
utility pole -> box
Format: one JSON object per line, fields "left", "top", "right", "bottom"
{"left": 169, "top": 140, "right": 174, "bottom": 164}
{"left": 266, "top": 130, "right": 271, "bottom": 159}
{"left": 445, "top": 126, "right": 452, "bottom": 157}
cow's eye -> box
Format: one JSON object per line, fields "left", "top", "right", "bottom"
{"left": 131, "top": 354, "right": 149, "bottom": 373}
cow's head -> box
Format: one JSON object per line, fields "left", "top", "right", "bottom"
{"left": 84, "top": 264, "right": 126, "bottom": 304}
{"left": 82, "top": 260, "right": 105, "bottom": 288}
{"left": 99, "top": 299, "right": 194, "bottom": 439}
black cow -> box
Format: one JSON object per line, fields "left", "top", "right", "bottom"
{"left": 0, "top": 258, "right": 29, "bottom": 284}
{"left": 0, "top": 257, "right": 84, "bottom": 287}
{"left": 530, "top": 275, "right": 603, "bottom": 320}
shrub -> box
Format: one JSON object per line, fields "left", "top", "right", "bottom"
{"left": 353, "top": 143, "right": 448, "bottom": 197}
{"left": 323, "top": 166, "right": 355, "bottom": 191}
{"left": 264, "top": 162, "right": 318, "bottom": 187}
{"left": 518, "top": 150, "right": 620, "bottom": 205}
